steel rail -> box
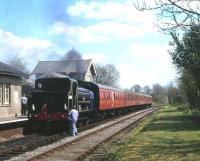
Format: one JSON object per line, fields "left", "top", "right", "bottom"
{"left": 27, "top": 106, "right": 161, "bottom": 161}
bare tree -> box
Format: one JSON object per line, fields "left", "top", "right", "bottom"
{"left": 143, "top": 85, "right": 151, "bottom": 95}
{"left": 95, "top": 63, "right": 120, "bottom": 88}
{"left": 130, "top": 84, "right": 142, "bottom": 93}
{"left": 152, "top": 83, "right": 168, "bottom": 103}
{"left": 134, "top": 0, "right": 200, "bottom": 33}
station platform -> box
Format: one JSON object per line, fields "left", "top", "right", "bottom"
{"left": 0, "top": 116, "right": 28, "bottom": 130}
{"left": 0, "top": 116, "right": 28, "bottom": 125}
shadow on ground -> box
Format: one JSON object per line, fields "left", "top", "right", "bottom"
{"left": 126, "top": 138, "right": 200, "bottom": 159}
{"left": 156, "top": 109, "right": 179, "bottom": 114}
{"left": 142, "top": 112, "right": 200, "bottom": 132}
{"left": 128, "top": 110, "right": 200, "bottom": 159}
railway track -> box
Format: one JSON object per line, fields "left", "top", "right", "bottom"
{"left": 0, "top": 132, "right": 69, "bottom": 160}
{"left": 7, "top": 106, "right": 160, "bottom": 161}
{"left": 0, "top": 108, "right": 142, "bottom": 160}
{"left": 0, "top": 121, "right": 102, "bottom": 160}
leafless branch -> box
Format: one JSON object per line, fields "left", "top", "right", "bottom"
{"left": 133, "top": 0, "right": 200, "bottom": 33}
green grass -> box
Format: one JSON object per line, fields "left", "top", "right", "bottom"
{"left": 108, "top": 105, "right": 200, "bottom": 161}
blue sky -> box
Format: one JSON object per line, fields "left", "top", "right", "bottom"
{"left": 0, "top": 0, "right": 176, "bottom": 88}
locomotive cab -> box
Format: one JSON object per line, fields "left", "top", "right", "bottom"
{"left": 28, "top": 75, "right": 78, "bottom": 130}
{"left": 78, "top": 87, "right": 94, "bottom": 112}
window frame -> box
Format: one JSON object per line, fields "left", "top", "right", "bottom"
{"left": 0, "top": 84, "right": 11, "bottom": 106}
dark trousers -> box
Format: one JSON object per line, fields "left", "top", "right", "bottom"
{"left": 21, "top": 104, "right": 27, "bottom": 116}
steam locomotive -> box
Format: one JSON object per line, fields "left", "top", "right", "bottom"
{"left": 28, "top": 74, "right": 152, "bottom": 130}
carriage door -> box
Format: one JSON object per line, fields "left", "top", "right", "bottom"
{"left": 112, "top": 92, "right": 114, "bottom": 108}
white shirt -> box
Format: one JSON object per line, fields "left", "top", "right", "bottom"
{"left": 69, "top": 109, "right": 79, "bottom": 122}
{"left": 21, "top": 96, "right": 27, "bottom": 104}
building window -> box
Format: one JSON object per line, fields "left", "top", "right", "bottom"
{"left": 85, "top": 74, "right": 92, "bottom": 82}
{"left": 0, "top": 84, "right": 10, "bottom": 105}
{"left": 0, "top": 85, "right": 2, "bottom": 105}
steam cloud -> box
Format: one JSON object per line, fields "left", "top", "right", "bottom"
{"left": 63, "top": 48, "right": 83, "bottom": 60}
{"left": 62, "top": 49, "right": 84, "bottom": 80}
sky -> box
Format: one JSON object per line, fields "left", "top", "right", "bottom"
{"left": 0, "top": 0, "right": 176, "bottom": 88}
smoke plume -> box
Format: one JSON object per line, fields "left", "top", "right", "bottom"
{"left": 63, "top": 49, "right": 83, "bottom": 60}
{"left": 62, "top": 49, "right": 84, "bottom": 80}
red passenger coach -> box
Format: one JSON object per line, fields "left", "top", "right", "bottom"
{"left": 79, "top": 81, "right": 153, "bottom": 113}
{"left": 99, "top": 87, "right": 113, "bottom": 110}
{"left": 98, "top": 85, "right": 125, "bottom": 110}
{"left": 124, "top": 92, "right": 138, "bottom": 107}
{"left": 96, "top": 84, "right": 152, "bottom": 111}
{"left": 113, "top": 90, "right": 125, "bottom": 109}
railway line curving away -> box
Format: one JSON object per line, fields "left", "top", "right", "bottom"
{"left": 6, "top": 106, "right": 160, "bottom": 161}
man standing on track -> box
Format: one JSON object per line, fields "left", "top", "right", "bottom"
{"left": 68, "top": 106, "right": 79, "bottom": 136}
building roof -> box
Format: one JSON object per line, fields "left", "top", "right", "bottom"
{"left": 32, "top": 59, "right": 96, "bottom": 76}
{"left": 0, "top": 61, "right": 28, "bottom": 77}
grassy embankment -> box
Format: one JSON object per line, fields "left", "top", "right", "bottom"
{"left": 108, "top": 105, "right": 200, "bottom": 161}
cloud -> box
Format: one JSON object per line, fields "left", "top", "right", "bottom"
{"left": 50, "top": 0, "right": 176, "bottom": 87}
{"left": 118, "top": 60, "right": 176, "bottom": 88}
{"left": 117, "top": 43, "right": 176, "bottom": 88}
{"left": 50, "top": 20, "right": 151, "bottom": 44}
{"left": 82, "top": 52, "right": 107, "bottom": 64}
{"left": 127, "top": 43, "right": 175, "bottom": 74}
{"left": 128, "top": 43, "right": 170, "bottom": 61}
{"left": 67, "top": 1, "right": 155, "bottom": 24}
{"left": 0, "top": 28, "right": 55, "bottom": 71}
{"left": 117, "top": 63, "right": 156, "bottom": 88}
{"left": 50, "top": 22, "right": 107, "bottom": 44}
{"left": 50, "top": 1, "right": 157, "bottom": 44}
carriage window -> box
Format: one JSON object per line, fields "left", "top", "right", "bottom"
{"left": 104, "top": 92, "right": 108, "bottom": 100}
{"left": 0, "top": 84, "right": 10, "bottom": 105}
